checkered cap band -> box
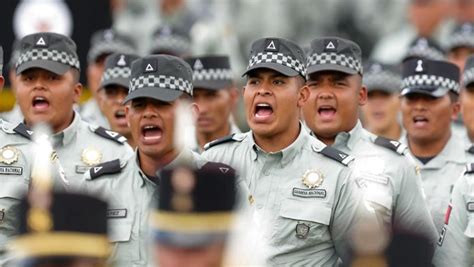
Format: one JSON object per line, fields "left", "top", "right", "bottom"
{"left": 193, "top": 68, "right": 232, "bottom": 81}
{"left": 406, "top": 47, "right": 444, "bottom": 61}
{"left": 307, "top": 52, "right": 362, "bottom": 74}
{"left": 248, "top": 52, "right": 306, "bottom": 76}
{"left": 402, "top": 74, "right": 460, "bottom": 93}
{"left": 101, "top": 67, "right": 131, "bottom": 83}
{"left": 364, "top": 71, "right": 401, "bottom": 91}
{"left": 463, "top": 68, "right": 474, "bottom": 87}
{"left": 16, "top": 48, "right": 80, "bottom": 69}
{"left": 130, "top": 74, "right": 193, "bottom": 96}
{"left": 446, "top": 34, "right": 474, "bottom": 50}
{"left": 152, "top": 36, "right": 190, "bottom": 54}
{"left": 88, "top": 42, "right": 135, "bottom": 62}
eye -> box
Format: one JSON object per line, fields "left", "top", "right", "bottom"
{"left": 247, "top": 79, "right": 259, "bottom": 86}
{"left": 273, "top": 79, "right": 285, "bottom": 85}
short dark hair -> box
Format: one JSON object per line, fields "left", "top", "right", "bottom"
{"left": 70, "top": 68, "right": 80, "bottom": 83}
{"left": 448, "top": 91, "right": 459, "bottom": 103}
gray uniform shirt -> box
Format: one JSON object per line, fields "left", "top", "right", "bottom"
{"left": 401, "top": 134, "right": 468, "bottom": 231}
{"left": 79, "top": 148, "right": 206, "bottom": 267}
{"left": 202, "top": 126, "right": 365, "bottom": 266}
{"left": 190, "top": 121, "right": 241, "bottom": 153}
{"left": 330, "top": 122, "right": 437, "bottom": 242}
{"left": 80, "top": 99, "right": 110, "bottom": 129}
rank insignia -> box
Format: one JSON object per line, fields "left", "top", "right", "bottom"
{"left": 81, "top": 147, "right": 102, "bottom": 166}
{"left": 0, "top": 146, "right": 19, "bottom": 165}
{"left": 302, "top": 169, "right": 324, "bottom": 189}
{"left": 295, "top": 222, "right": 310, "bottom": 239}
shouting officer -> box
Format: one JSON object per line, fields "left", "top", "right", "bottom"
{"left": 203, "top": 37, "right": 366, "bottom": 266}
{"left": 400, "top": 58, "right": 465, "bottom": 231}
{"left": 185, "top": 55, "right": 240, "bottom": 152}
{"left": 14, "top": 32, "right": 133, "bottom": 187}
{"left": 302, "top": 37, "right": 437, "bottom": 247}
{"left": 97, "top": 53, "right": 140, "bottom": 148}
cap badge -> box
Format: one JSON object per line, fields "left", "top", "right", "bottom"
{"left": 326, "top": 41, "right": 336, "bottom": 50}
{"left": 36, "top": 37, "right": 46, "bottom": 46}
{"left": 81, "top": 147, "right": 102, "bottom": 166}
{"left": 194, "top": 59, "right": 204, "bottom": 70}
{"left": 267, "top": 41, "right": 276, "bottom": 50}
{"left": 145, "top": 63, "right": 155, "bottom": 72}
{"left": 415, "top": 60, "right": 424, "bottom": 72}
{"left": 302, "top": 169, "right": 324, "bottom": 189}
{"left": 0, "top": 146, "right": 19, "bottom": 165}
{"left": 117, "top": 55, "right": 127, "bottom": 66}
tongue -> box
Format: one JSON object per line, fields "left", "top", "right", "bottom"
{"left": 319, "top": 109, "right": 336, "bottom": 119}
{"left": 143, "top": 128, "right": 162, "bottom": 140}
{"left": 256, "top": 107, "right": 273, "bottom": 117}
{"left": 34, "top": 101, "right": 49, "bottom": 110}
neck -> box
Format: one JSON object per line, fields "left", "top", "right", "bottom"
{"left": 253, "top": 123, "right": 300, "bottom": 153}
{"left": 138, "top": 148, "right": 179, "bottom": 177}
{"left": 371, "top": 123, "right": 402, "bottom": 141}
{"left": 126, "top": 137, "right": 137, "bottom": 150}
{"left": 197, "top": 123, "right": 231, "bottom": 150}
{"left": 316, "top": 135, "right": 336, "bottom": 146}
{"left": 408, "top": 131, "right": 451, "bottom": 158}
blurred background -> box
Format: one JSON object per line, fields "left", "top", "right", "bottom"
{"left": 0, "top": 0, "right": 471, "bottom": 128}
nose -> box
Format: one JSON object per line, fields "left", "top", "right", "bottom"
{"left": 143, "top": 103, "right": 158, "bottom": 119}
{"left": 256, "top": 82, "right": 272, "bottom": 96}
{"left": 317, "top": 90, "right": 334, "bottom": 100}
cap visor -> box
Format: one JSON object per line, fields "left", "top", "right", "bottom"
{"left": 242, "top": 62, "right": 299, "bottom": 77}
{"left": 193, "top": 80, "right": 233, "bottom": 91}
{"left": 101, "top": 78, "right": 129, "bottom": 89}
{"left": 123, "top": 87, "right": 184, "bottom": 104}
{"left": 17, "top": 60, "right": 70, "bottom": 75}
{"left": 307, "top": 64, "right": 357, "bottom": 76}
{"left": 400, "top": 87, "right": 450, "bottom": 98}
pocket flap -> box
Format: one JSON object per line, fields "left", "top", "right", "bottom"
{"left": 280, "top": 198, "right": 332, "bottom": 225}
{"left": 108, "top": 220, "right": 133, "bottom": 242}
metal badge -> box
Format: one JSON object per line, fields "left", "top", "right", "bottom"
{"left": 295, "top": 222, "right": 310, "bottom": 239}
{"left": 302, "top": 169, "right": 324, "bottom": 189}
{"left": 81, "top": 147, "right": 102, "bottom": 166}
{"left": 0, "top": 146, "right": 19, "bottom": 165}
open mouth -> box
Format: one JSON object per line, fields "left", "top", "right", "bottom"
{"left": 413, "top": 115, "right": 429, "bottom": 127}
{"left": 317, "top": 105, "right": 336, "bottom": 120}
{"left": 254, "top": 103, "right": 273, "bottom": 119}
{"left": 32, "top": 96, "right": 50, "bottom": 111}
{"left": 115, "top": 110, "right": 126, "bottom": 120}
{"left": 141, "top": 124, "right": 163, "bottom": 142}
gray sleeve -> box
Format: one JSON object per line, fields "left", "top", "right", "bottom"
{"left": 393, "top": 162, "right": 438, "bottom": 244}
{"left": 433, "top": 176, "right": 471, "bottom": 267}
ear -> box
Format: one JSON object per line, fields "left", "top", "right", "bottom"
{"left": 125, "top": 104, "right": 131, "bottom": 127}
{"left": 190, "top": 102, "right": 199, "bottom": 120}
{"left": 0, "top": 76, "right": 4, "bottom": 92}
{"left": 229, "top": 87, "right": 240, "bottom": 109}
{"left": 451, "top": 99, "right": 461, "bottom": 120}
{"left": 73, "top": 82, "right": 83, "bottom": 104}
{"left": 297, "top": 85, "right": 310, "bottom": 108}
{"left": 359, "top": 85, "right": 368, "bottom": 106}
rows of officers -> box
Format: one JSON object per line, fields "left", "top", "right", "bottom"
{"left": 2, "top": 21, "right": 474, "bottom": 267}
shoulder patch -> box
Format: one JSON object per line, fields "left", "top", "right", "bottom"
{"left": 204, "top": 133, "right": 245, "bottom": 151}
{"left": 319, "top": 146, "right": 354, "bottom": 166}
{"left": 12, "top": 123, "right": 33, "bottom": 140}
{"left": 201, "top": 161, "right": 236, "bottom": 176}
{"left": 90, "top": 126, "right": 127, "bottom": 144}
{"left": 465, "top": 163, "right": 474, "bottom": 175}
{"left": 373, "top": 136, "right": 406, "bottom": 155}
{"left": 89, "top": 159, "right": 123, "bottom": 179}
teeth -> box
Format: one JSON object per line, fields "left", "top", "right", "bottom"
{"left": 34, "top": 96, "right": 46, "bottom": 101}
{"left": 256, "top": 103, "right": 271, "bottom": 107}
{"left": 116, "top": 111, "right": 125, "bottom": 116}
{"left": 144, "top": 125, "right": 157, "bottom": 130}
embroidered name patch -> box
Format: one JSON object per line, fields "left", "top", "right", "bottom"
{"left": 0, "top": 166, "right": 23, "bottom": 175}
{"left": 106, "top": 209, "right": 127, "bottom": 219}
{"left": 75, "top": 165, "right": 90, "bottom": 174}
{"left": 467, "top": 202, "right": 474, "bottom": 212}
{"left": 292, "top": 188, "right": 326, "bottom": 198}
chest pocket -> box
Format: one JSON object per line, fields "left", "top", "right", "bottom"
{"left": 108, "top": 212, "right": 139, "bottom": 264}
{"left": 273, "top": 198, "right": 332, "bottom": 249}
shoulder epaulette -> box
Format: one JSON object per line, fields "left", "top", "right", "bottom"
{"left": 12, "top": 123, "right": 33, "bottom": 140}
{"left": 90, "top": 125, "right": 127, "bottom": 144}
{"left": 201, "top": 161, "right": 236, "bottom": 176}
{"left": 465, "top": 163, "right": 474, "bottom": 175}
{"left": 373, "top": 136, "right": 406, "bottom": 155}
{"left": 319, "top": 146, "right": 354, "bottom": 166}
{"left": 204, "top": 133, "right": 245, "bottom": 151}
{"left": 468, "top": 145, "right": 474, "bottom": 154}
{"left": 89, "top": 159, "right": 123, "bottom": 179}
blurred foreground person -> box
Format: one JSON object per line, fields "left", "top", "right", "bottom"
{"left": 185, "top": 55, "right": 240, "bottom": 152}
{"left": 361, "top": 61, "right": 404, "bottom": 140}
{"left": 151, "top": 165, "right": 236, "bottom": 267}
{"left": 97, "top": 53, "right": 140, "bottom": 148}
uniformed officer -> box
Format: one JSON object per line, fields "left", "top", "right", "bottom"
{"left": 184, "top": 55, "right": 240, "bottom": 152}
{"left": 460, "top": 55, "right": 474, "bottom": 157}
{"left": 445, "top": 21, "right": 474, "bottom": 72}
{"left": 360, "top": 61, "right": 404, "bottom": 141}
{"left": 202, "top": 37, "right": 366, "bottom": 266}
{"left": 403, "top": 37, "right": 445, "bottom": 62}
{"left": 149, "top": 25, "right": 191, "bottom": 57}
{"left": 400, "top": 58, "right": 465, "bottom": 231}
{"left": 78, "top": 55, "right": 212, "bottom": 266}
{"left": 302, "top": 37, "right": 437, "bottom": 245}
{"left": 6, "top": 192, "right": 110, "bottom": 267}
{"left": 97, "top": 53, "right": 140, "bottom": 148}
{"left": 14, "top": 32, "right": 133, "bottom": 188}
{"left": 151, "top": 164, "right": 236, "bottom": 267}
{"left": 0, "top": 41, "right": 22, "bottom": 123}
{"left": 81, "top": 29, "right": 136, "bottom": 128}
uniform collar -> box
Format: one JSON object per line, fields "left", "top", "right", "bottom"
{"left": 332, "top": 121, "right": 363, "bottom": 152}
{"left": 249, "top": 122, "right": 307, "bottom": 166}
{"left": 414, "top": 134, "right": 467, "bottom": 168}
{"left": 51, "top": 111, "right": 81, "bottom": 147}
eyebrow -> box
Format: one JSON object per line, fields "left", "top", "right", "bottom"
{"left": 247, "top": 72, "right": 288, "bottom": 80}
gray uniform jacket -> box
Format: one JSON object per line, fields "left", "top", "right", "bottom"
{"left": 202, "top": 126, "right": 365, "bottom": 266}
{"left": 80, "top": 99, "right": 110, "bottom": 129}
{"left": 79, "top": 148, "right": 206, "bottom": 267}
